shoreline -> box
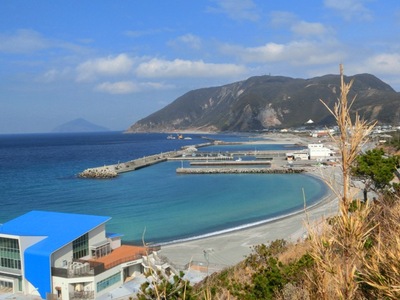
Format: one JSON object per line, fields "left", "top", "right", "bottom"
{"left": 158, "top": 177, "right": 332, "bottom": 246}
{"left": 159, "top": 165, "right": 340, "bottom": 272}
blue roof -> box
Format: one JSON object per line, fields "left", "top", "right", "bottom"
{"left": 0, "top": 210, "right": 111, "bottom": 298}
{"left": 0, "top": 210, "right": 110, "bottom": 248}
{"left": 106, "top": 232, "right": 124, "bottom": 239}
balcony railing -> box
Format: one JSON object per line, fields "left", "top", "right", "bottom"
{"left": 69, "top": 290, "right": 94, "bottom": 300}
{"left": 103, "top": 253, "right": 142, "bottom": 270}
{"left": 0, "top": 266, "right": 21, "bottom": 276}
{"left": 52, "top": 246, "right": 161, "bottom": 278}
{"left": 52, "top": 261, "right": 104, "bottom": 278}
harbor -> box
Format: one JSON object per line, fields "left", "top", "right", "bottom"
{"left": 78, "top": 140, "right": 304, "bottom": 179}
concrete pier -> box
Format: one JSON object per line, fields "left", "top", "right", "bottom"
{"left": 78, "top": 150, "right": 183, "bottom": 179}
{"left": 176, "top": 167, "right": 304, "bottom": 174}
{"left": 78, "top": 140, "right": 302, "bottom": 179}
{"left": 189, "top": 160, "right": 272, "bottom": 166}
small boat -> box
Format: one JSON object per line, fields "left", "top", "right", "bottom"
{"left": 167, "top": 135, "right": 176, "bottom": 140}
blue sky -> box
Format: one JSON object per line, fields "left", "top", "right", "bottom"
{"left": 1, "top": 0, "right": 399, "bottom": 133}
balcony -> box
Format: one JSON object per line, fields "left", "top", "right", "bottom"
{"left": 88, "top": 245, "right": 152, "bottom": 269}
{"left": 69, "top": 290, "right": 94, "bottom": 300}
{"left": 0, "top": 266, "right": 21, "bottom": 276}
{"left": 52, "top": 245, "right": 159, "bottom": 278}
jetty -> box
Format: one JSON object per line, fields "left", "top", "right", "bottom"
{"left": 176, "top": 167, "right": 304, "bottom": 174}
{"left": 78, "top": 139, "right": 302, "bottom": 179}
{"left": 189, "top": 160, "right": 272, "bottom": 166}
{"left": 78, "top": 150, "right": 184, "bottom": 179}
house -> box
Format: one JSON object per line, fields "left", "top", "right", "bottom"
{"left": 0, "top": 210, "right": 155, "bottom": 300}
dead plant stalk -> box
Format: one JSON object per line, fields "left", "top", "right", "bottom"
{"left": 308, "top": 64, "right": 376, "bottom": 300}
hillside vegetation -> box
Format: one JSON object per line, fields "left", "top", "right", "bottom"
{"left": 127, "top": 73, "right": 400, "bottom": 133}
{"left": 137, "top": 66, "right": 400, "bottom": 299}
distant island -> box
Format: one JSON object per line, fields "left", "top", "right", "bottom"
{"left": 52, "top": 118, "right": 109, "bottom": 133}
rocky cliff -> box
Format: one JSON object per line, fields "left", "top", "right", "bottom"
{"left": 127, "top": 74, "right": 400, "bottom": 132}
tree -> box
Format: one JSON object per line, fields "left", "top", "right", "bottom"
{"left": 352, "top": 148, "right": 399, "bottom": 200}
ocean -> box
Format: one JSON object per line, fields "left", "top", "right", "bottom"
{"left": 0, "top": 132, "right": 327, "bottom": 244}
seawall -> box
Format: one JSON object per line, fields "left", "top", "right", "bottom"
{"left": 176, "top": 167, "right": 304, "bottom": 174}
{"left": 78, "top": 150, "right": 183, "bottom": 179}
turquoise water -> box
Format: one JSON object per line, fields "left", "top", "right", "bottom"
{"left": 0, "top": 132, "right": 327, "bottom": 244}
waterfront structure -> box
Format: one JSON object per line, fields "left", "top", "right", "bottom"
{"left": 308, "top": 143, "right": 334, "bottom": 160}
{"left": 286, "top": 151, "right": 309, "bottom": 161}
{"left": 0, "top": 211, "right": 152, "bottom": 299}
{"left": 310, "top": 129, "right": 335, "bottom": 138}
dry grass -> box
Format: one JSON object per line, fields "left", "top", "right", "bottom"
{"left": 358, "top": 195, "right": 400, "bottom": 299}
{"left": 278, "top": 241, "right": 311, "bottom": 265}
{"left": 306, "top": 64, "right": 400, "bottom": 299}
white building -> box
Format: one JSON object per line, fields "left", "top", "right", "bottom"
{"left": 308, "top": 143, "right": 334, "bottom": 160}
{"left": 310, "top": 129, "right": 335, "bottom": 138}
{"left": 0, "top": 210, "right": 155, "bottom": 300}
{"left": 286, "top": 151, "right": 309, "bottom": 161}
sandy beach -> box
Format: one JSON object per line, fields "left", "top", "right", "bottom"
{"left": 159, "top": 134, "right": 342, "bottom": 274}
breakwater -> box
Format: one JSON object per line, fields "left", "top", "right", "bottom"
{"left": 79, "top": 150, "right": 183, "bottom": 179}
{"left": 190, "top": 160, "right": 272, "bottom": 166}
{"left": 78, "top": 141, "right": 215, "bottom": 179}
{"left": 176, "top": 167, "right": 304, "bottom": 174}
{"left": 78, "top": 139, "right": 300, "bottom": 179}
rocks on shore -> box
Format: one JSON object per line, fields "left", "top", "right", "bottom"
{"left": 78, "top": 168, "right": 118, "bottom": 179}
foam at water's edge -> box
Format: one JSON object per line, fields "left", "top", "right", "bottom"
{"left": 157, "top": 195, "right": 327, "bottom": 246}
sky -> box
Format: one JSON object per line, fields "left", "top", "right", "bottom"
{"left": 1, "top": 0, "right": 400, "bottom": 134}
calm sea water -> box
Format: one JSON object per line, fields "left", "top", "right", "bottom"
{"left": 0, "top": 132, "right": 327, "bottom": 244}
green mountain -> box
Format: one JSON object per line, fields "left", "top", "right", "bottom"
{"left": 126, "top": 74, "right": 400, "bottom": 132}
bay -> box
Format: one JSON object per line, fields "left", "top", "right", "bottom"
{"left": 0, "top": 132, "right": 327, "bottom": 244}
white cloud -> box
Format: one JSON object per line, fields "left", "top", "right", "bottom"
{"left": 269, "top": 11, "right": 331, "bottom": 38}
{"left": 346, "top": 53, "right": 400, "bottom": 91}
{"left": 142, "top": 81, "right": 175, "bottom": 90}
{"left": 0, "top": 29, "right": 88, "bottom": 56}
{"left": 291, "top": 21, "right": 329, "bottom": 37}
{"left": 76, "top": 54, "right": 134, "bottom": 82}
{"left": 39, "top": 67, "right": 72, "bottom": 82}
{"left": 136, "top": 58, "right": 247, "bottom": 78}
{"left": 95, "top": 81, "right": 139, "bottom": 94}
{"left": 124, "top": 27, "right": 171, "bottom": 38}
{"left": 269, "top": 11, "right": 297, "bottom": 27}
{"left": 364, "top": 53, "right": 400, "bottom": 74}
{"left": 207, "top": 0, "right": 260, "bottom": 21}
{"left": 168, "top": 34, "right": 202, "bottom": 50}
{"left": 95, "top": 80, "right": 174, "bottom": 94}
{"left": 0, "top": 29, "right": 49, "bottom": 53}
{"left": 324, "top": 0, "right": 373, "bottom": 21}
{"left": 220, "top": 40, "right": 345, "bottom": 66}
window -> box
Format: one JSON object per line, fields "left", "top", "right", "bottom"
{"left": 0, "top": 280, "right": 13, "bottom": 290}
{"left": 91, "top": 243, "right": 111, "bottom": 259}
{"left": 96, "top": 272, "right": 121, "bottom": 292}
{"left": 72, "top": 233, "right": 88, "bottom": 260}
{"left": 0, "top": 237, "right": 21, "bottom": 270}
